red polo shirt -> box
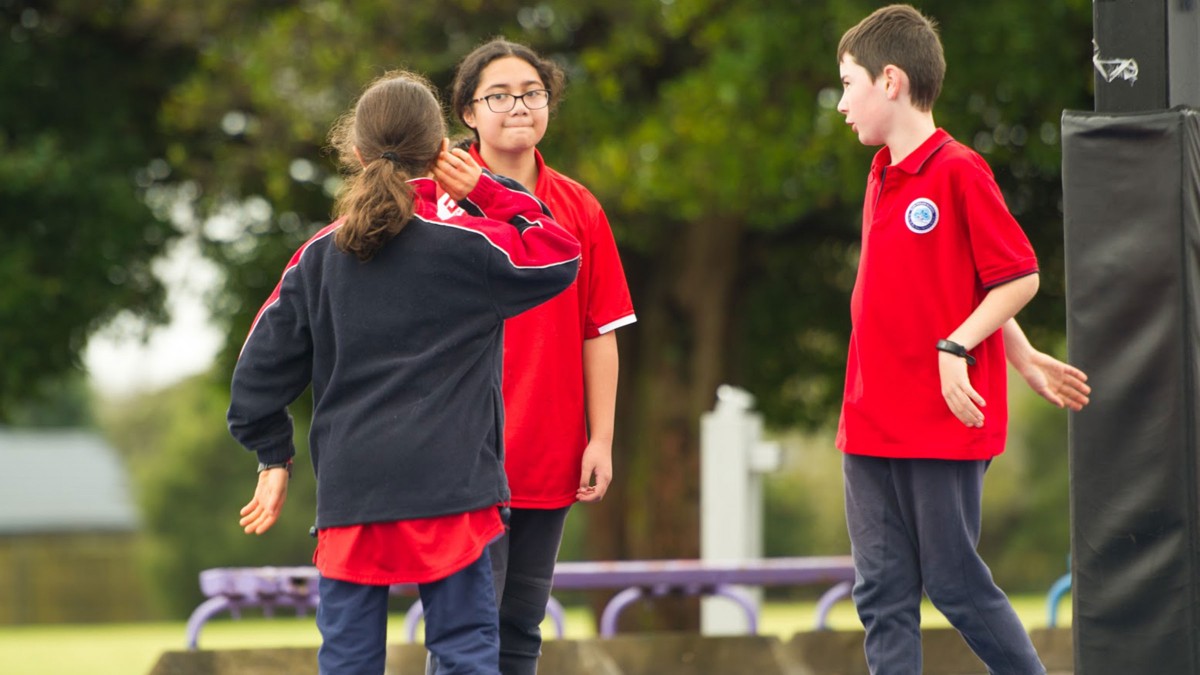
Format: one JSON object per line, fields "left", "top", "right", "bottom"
{"left": 439, "top": 147, "right": 636, "bottom": 508}
{"left": 836, "top": 129, "right": 1038, "bottom": 460}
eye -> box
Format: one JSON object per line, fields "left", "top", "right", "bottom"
{"left": 487, "top": 93, "right": 512, "bottom": 104}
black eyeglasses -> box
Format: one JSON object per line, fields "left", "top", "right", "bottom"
{"left": 470, "top": 89, "right": 551, "bottom": 113}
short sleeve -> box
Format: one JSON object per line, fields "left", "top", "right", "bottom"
{"left": 960, "top": 160, "right": 1039, "bottom": 288}
{"left": 582, "top": 206, "right": 636, "bottom": 338}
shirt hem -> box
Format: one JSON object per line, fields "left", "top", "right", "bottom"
{"left": 838, "top": 445, "right": 1004, "bottom": 461}
{"left": 509, "top": 494, "right": 579, "bottom": 509}
{"left": 314, "top": 520, "right": 506, "bottom": 586}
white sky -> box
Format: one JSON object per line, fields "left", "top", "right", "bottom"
{"left": 84, "top": 237, "right": 223, "bottom": 399}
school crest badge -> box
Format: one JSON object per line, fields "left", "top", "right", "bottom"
{"left": 905, "top": 198, "right": 939, "bottom": 234}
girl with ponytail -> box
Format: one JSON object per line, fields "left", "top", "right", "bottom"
{"left": 227, "top": 70, "right": 581, "bottom": 675}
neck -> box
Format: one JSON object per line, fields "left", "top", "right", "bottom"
{"left": 478, "top": 145, "right": 539, "bottom": 192}
{"left": 886, "top": 110, "right": 937, "bottom": 165}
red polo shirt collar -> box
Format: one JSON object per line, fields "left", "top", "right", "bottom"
{"left": 871, "top": 128, "right": 955, "bottom": 176}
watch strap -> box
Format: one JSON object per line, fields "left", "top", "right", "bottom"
{"left": 936, "top": 339, "right": 977, "bottom": 366}
{"left": 257, "top": 459, "right": 294, "bottom": 478}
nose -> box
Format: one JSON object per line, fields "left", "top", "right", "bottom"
{"left": 837, "top": 93, "right": 848, "bottom": 115}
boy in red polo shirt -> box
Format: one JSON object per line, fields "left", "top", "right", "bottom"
{"left": 835, "top": 6, "right": 1089, "bottom": 674}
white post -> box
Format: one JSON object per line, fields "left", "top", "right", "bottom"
{"left": 700, "top": 385, "right": 781, "bottom": 635}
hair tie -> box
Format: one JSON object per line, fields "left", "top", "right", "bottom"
{"left": 380, "top": 151, "right": 400, "bottom": 163}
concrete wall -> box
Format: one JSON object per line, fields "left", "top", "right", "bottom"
{"left": 149, "top": 628, "right": 1073, "bottom": 675}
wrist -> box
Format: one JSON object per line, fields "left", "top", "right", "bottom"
{"left": 465, "top": 171, "right": 499, "bottom": 205}
{"left": 936, "top": 339, "right": 977, "bottom": 366}
{"left": 257, "top": 458, "right": 293, "bottom": 478}
{"left": 587, "top": 437, "right": 613, "bottom": 451}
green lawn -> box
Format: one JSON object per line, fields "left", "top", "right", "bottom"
{"left": 0, "top": 594, "right": 1068, "bottom": 675}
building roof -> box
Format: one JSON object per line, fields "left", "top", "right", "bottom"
{"left": 0, "top": 428, "right": 138, "bottom": 535}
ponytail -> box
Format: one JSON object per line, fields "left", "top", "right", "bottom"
{"left": 327, "top": 71, "right": 446, "bottom": 262}
{"left": 333, "top": 157, "right": 416, "bottom": 261}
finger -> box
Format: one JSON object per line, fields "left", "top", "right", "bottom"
{"left": 951, "top": 391, "right": 984, "bottom": 427}
{"left": 1067, "top": 377, "right": 1092, "bottom": 395}
{"left": 1041, "top": 388, "right": 1066, "bottom": 408}
{"left": 591, "top": 474, "right": 612, "bottom": 500}
{"left": 245, "top": 511, "right": 273, "bottom": 535}
{"left": 965, "top": 386, "right": 986, "bottom": 409}
{"left": 252, "top": 514, "right": 277, "bottom": 535}
{"left": 441, "top": 137, "right": 449, "bottom": 154}
{"left": 1061, "top": 389, "right": 1090, "bottom": 411}
{"left": 241, "top": 514, "right": 261, "bottom": 533}
{"left": 240, "top": 499, "right": 259, "bottom": 517}
{"left": 239, "top": 507, "right": 262, "bottom": 529}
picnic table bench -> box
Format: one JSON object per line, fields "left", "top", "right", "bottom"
{"left": 185, "top": 556, "right": 857, "bottom": 650}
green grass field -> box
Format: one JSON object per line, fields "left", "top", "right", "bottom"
{"left": 0, "top": 594, "right": 1068, "bottom": 675}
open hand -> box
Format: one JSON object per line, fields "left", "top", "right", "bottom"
{"left": 1018, "top": 350, "right": 1091, "bottom": 411}
{"left": 239, "top": 468, "right": 289, "bottom": 535}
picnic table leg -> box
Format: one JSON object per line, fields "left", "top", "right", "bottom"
{"left": 599, "top": 587, "right": 645, "bottom": 638}
{"left": 814, "top": 581, "right": 853, "bottom": 630}
{"left": 545, "top": 595, "right": 567, "bottom": 639}
{"left": 709, "top": 584, "right": 760, "bottom": 634}
{"left": 185, "top": 596, "right": 234, "bottom": 650}
{"left": 405, "top": 600, "right": 425, "bottom": 643}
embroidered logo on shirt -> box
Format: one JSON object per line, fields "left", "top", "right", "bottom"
{"left": 905, "top": 198, "right": 939, "bottom": 234}
{"left": 437, "top": 193, "right": 465, "bottom": 220}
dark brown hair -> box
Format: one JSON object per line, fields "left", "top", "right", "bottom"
{"left": 328, "top": 71, "right": 445, "bottom": 261}
{"left": 838, "top": 4, "right": 945, "bottom": 112}
{"left": 450, "top": 38, "right": 566, "bottom": 140}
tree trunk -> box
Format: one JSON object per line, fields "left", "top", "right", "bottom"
{"left": 587, "top": 218, "right": 743, "bottom": 631}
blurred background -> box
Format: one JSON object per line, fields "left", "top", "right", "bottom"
{"left": 0, "top": 0, "right": 1089, "bottom": 631}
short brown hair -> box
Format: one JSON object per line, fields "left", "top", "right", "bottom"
{"left": 327, "top": 71, "right": 445, "bottom": 261}
{"left": 450, "top": 38, "right": 565, "bottom": 139}
{"left": 838, "top": 4, "right": 945, "bottom": 112}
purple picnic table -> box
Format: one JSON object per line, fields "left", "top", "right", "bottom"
{"left": 185, "top": 556, "right": 856, "bottom": 650}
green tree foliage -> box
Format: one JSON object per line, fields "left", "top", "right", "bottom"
{"left": 0, "top": 2, "right": 193, "bottom": 420}
{"left": 100, "top": 373, "right": 319, "bottom": 617}
{"left": 124, "top": 0, "right": 1091, "bottom": 627}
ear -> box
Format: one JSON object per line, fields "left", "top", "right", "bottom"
{"left": 881, "top": 64, "right": 908, "bottom": 101}
{"left": 353, "top": 146, "right": 366, "bottom": 168}
{"left": 462, "top": 105, "right": 477, "bottom": 130}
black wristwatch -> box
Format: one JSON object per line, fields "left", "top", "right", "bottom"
{"left": 936, "top": 339, "right": 977, "bottom": 366}
{"left": 257, "top": 458, "right": 294, "bottom": 478}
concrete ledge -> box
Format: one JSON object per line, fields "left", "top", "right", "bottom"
{"left": 149, "top": 628, "right": 1073, "bottom": 675}
{"left": 788, "top": 627, "right": 1074, "bottom": 675}
{"left": 789, "top": 628, "right": 992, "bottom": 675}
{"left": 1031, "top": 627, "right": 1073, "bottom": 673}
{"left": 150, "top": 647, "right": 318, "bottom": 675}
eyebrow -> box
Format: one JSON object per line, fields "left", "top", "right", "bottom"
{"left": 482, "top": 80, "right": 545, "bottom": 92}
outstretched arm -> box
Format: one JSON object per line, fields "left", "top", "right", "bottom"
{"left": 1002, "top": 319, "right": 1091, "bottom": 411}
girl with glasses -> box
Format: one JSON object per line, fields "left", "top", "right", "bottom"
{"left": 430, "top": 38, "right": 637, "bottom": 675}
